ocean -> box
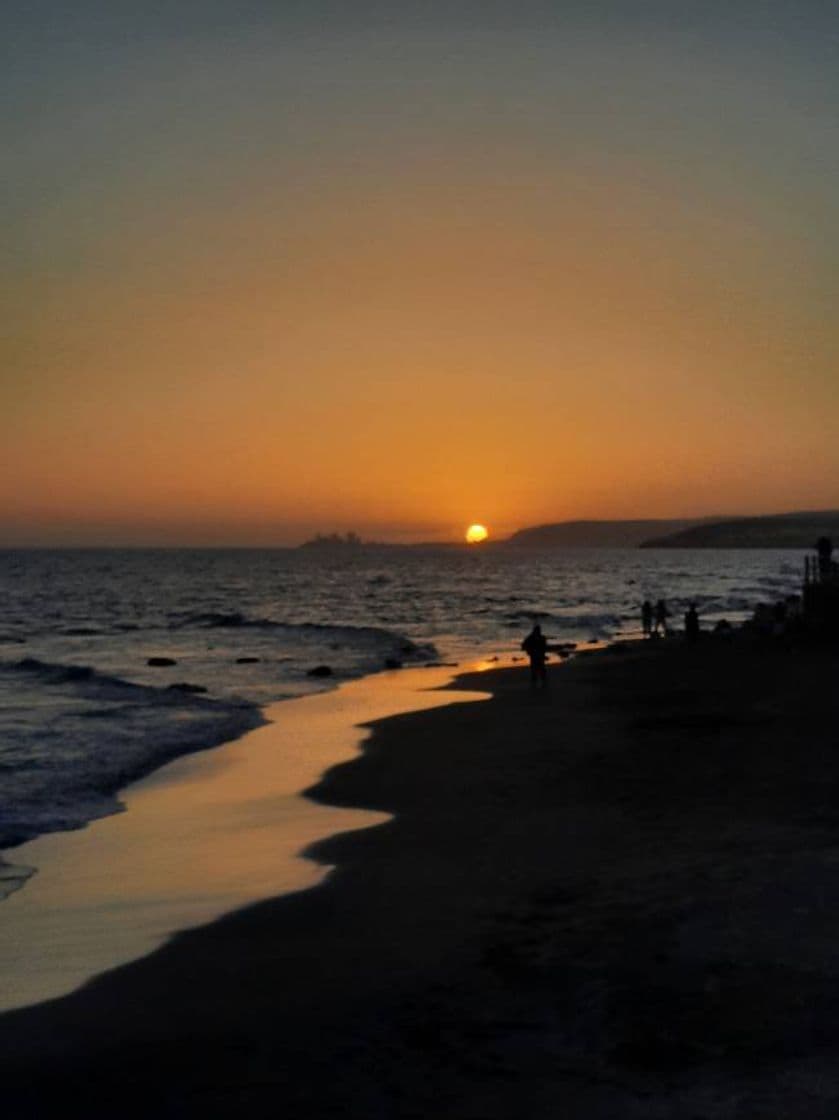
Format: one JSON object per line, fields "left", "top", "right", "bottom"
{"left": 0, "top": 546, "right": 804, "bottom": 878}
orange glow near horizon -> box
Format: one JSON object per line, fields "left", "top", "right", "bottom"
{"left": 3, "top": 14, "right": 839, "bottom": 546}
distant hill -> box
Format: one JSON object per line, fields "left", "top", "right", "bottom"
{"left": 504, "top": 519, "right": 704, "bottom": 549}
{"left": 640, "top": 511, "right": 839, "bottom": 549}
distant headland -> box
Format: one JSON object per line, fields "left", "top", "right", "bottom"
{"left": 639, "top": 510, "right": 839, "bottom": 549}
{"left": 503, "top": 519, "right": 704, "bottom": 549}
{"left": 300, "top": 511, "right": 839, "bottom": 551}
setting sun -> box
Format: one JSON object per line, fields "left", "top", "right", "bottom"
{"left": 465, "top": 524, "right": 489, "bottom": 544}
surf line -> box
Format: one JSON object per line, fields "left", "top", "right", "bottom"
{"left": 0, "top": 664, "right": 489, "bottom": 1014}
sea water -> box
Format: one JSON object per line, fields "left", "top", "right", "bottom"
{"left": 0, "top": 546, "right": 804, "bottom": 872}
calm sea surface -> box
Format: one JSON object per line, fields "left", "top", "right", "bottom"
{"left": 0, "top": 547, "right": 804, "bottom": 868}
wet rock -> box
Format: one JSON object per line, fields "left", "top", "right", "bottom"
{"left": 235, "top": 656, "right": 260, "bottom": 664}
{"left": 307, "top": 665, "right": 333, "bottom": 677}
{"left": 167, "top": 682, "right": 208, "bottom": 694}
{"left": 147, "top": 657, "right": 177, "bottom": 667}
{"left": 384, "top": 658, "right": 403, "bottom": 670}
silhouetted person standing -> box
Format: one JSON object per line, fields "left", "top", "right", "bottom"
{"left": 641, "top": 600, "right": 653, "bottom": 638}
{"left": 654, "top": 599, "right": 669, "bottom": 636}
{"left": 685, "top": 603, "right": 700, "bottom": 642}
{"left": 522, "top": 624, "right": 548, "bottom": 688}
{"left": 817, "top": 536, "right": 834, "bottom": 581}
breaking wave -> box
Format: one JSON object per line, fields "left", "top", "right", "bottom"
{"left": 0, "top": 658, "right": 265, "bottom": 852}
{"left": 166, "top": 610, "right": 434, "bottom": 654}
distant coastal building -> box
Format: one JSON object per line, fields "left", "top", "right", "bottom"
{"left": 299, "top": 532, "right": 366, "bottom": 549}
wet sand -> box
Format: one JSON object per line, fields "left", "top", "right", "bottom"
{"left": 0, "top": 666, "right": 486, "bottom": 1012}
{"left": 4, "top": 636, "right": 839, "bottom": 1118}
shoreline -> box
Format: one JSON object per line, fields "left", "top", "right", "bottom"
{"left": 4, "top": 635, "right": 839, "bottom": 1115}
{"left": 0, "top": 663, "right": 488, "bottom": 1013}
{"left": 0, "top": 652, "right": 464, "bottom": 896}
{"left": 0, "top": 696, "right": 267, "bottom": 901}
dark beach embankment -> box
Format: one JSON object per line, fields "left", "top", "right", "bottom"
{"left": 3, "top": 635, "right": 839, "bottom": 1118}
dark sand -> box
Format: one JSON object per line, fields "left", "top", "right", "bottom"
{"left": 4, "top": 636, "right": 839, "bottom": 1118}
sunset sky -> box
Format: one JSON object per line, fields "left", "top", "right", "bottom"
{"left": 4, "top": 2, "right": 838, "bottom": 545}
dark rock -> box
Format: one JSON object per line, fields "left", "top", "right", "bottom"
{"left": 384, "top": 658, "right": 403, "bottom": 670}
{"left": 235, "top": 656, "right": 260, "bottom": 664}
{"left": 307, "top": 665, "right": 333, "bottom": 677}
{"left": 147, "top": 657, "right": 177, "bottom": 667}
{"left": 167, "top": 682, "right": 208, "bottom": 694}
{"left": 64, "top": 666, "right": 94, "bottom": 681}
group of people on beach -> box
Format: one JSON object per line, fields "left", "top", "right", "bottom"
{"left": 641, "top": 598, "right": 700, "bottom": 641}
{"left": 521, "top": 597, "right": 704, "bottom": 687}
{"left": 640, "top": 598, "right": 669, "bottom": 637}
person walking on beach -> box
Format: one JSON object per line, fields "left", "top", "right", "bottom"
{"left": 641, "top": 600, "right": 653, "bottom": 638}
{"left": 522, "top": 624, "right": 549, "bottom": 688}
{"left": 685, "top": 603, "right": 700, "bottom": 643}
{"left": 653, "top": 599, "right": 669, "bottom": 637}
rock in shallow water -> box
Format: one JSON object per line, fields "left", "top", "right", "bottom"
{"left": 147, "top": 657, "right": 177, "bottom": 667}
{"left": 307, "top": 665, "right": 333, "bottom": 677}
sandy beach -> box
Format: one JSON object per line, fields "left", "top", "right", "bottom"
{"left": 0, "top": 665, "right": 485, "bottom": 1014}
{"left": 3, "top": 634, "right": 839, "bottom": 1117}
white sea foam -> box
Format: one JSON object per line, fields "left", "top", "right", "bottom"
{"left": 0, "top": 658, "right": 265, "bottom": 850}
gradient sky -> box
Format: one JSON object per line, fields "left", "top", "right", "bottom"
{"left": 4, "top": 1, "right": 838, "bottom": 544}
